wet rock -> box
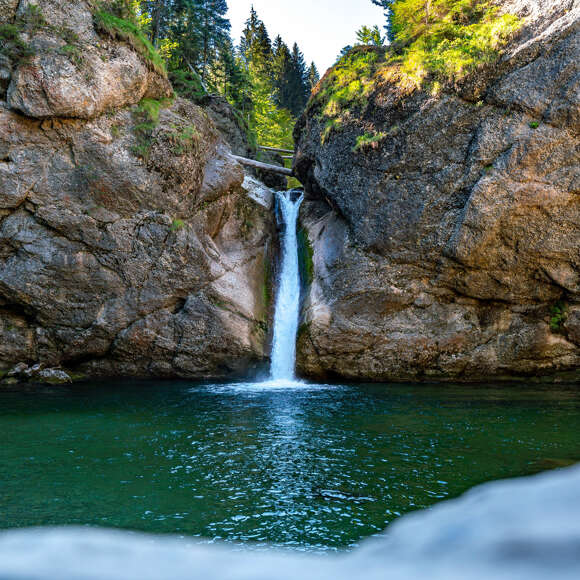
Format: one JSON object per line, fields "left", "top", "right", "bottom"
{"left": 34, "top": 368, "right": 72, "bottom": 384}
{"left": 294, "top": 0, "right": 580, "bottom": 381}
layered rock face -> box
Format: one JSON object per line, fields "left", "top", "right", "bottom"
{"left": 294, "top": 0, "right": 580, "bottom": 381}
{"left": 0, "top": 0, "right": 275, "bottom": 379}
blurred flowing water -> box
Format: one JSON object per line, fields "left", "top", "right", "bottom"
{"left": 270, "top": 190, "right": 304, "bottom": 382}
{"left": 1, "top": 380, "right": 579, "bottom": 551}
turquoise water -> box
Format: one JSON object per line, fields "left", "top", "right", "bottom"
{"left": 0, "top": 380, "right": 579, "bottom": 551}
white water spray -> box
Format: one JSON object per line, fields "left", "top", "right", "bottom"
{"left": 270, "top": 190, "right": 304, "bottom": 382}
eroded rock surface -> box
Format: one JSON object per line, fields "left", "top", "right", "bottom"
{"left": 0, "top": 0, "right": 275, "bottom": 379}
{"left": 294, "top": 0, "right": 580, "bottom": 381}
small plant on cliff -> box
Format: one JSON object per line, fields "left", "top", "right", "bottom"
{"left": 550, "top": 301, "right": 568, "bottom": 333}
{"left": 93, "top": 9, "right": 167, "bottom": 77}
{"left": 168, "top": 125, "right": 199, "bottom": 156}
{"left": 16, "top": 4, "right": 47, "bottom": 33}
{"left": 529, "top": 121, "right": 540, "bottom": 129}
{"left": 353, "top": 131, "right": 388, "bottom": 152}
{"left": 131, "top": 98, "right": 171, "bottom": 160}
{"left": 171, "top": 219, "right": 185, "bottom": 232}
{"left": 0, "top": 24, "right": 34, "bottom": 65}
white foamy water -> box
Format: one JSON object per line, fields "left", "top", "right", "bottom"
{"left": 270, "top": 190, "right": 304, "bottom": 382}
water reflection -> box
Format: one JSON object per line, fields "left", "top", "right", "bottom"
{"left": 0, "top": 381, "right": 578, "bottom": 551}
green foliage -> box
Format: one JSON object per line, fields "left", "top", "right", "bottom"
{"left": 395, "top": 0, "right": 522, "bottom": 87}
{"left": 58, "top": 44, "right": 84, "bottom": 68}
{"left": 169, "top": 68, "right": 207, "bottom": 102}
{"left": 131, "top": 98, "right": 171, "bottom": 160}
{"left": 310, "top": 46, "right": 385, "bottom": 121}
{"left": 94, "top": 9, "right": 167, "bottom": 76}
{"left": 321, "top": 117, "right": 344, "bottom": 143}
{"left": 315, "top": 1, "right": 521, "bottom": 127}
{"left": 529, "top": 121, "right": 540, "bottom": 129}
{"left": 248, "top": 65, "right": 295, "bottom": 150}
{"left": 171, "top": 219, "right": 185, "bottom": 231}
{"left": 356, "top": 25, "right": 385, "bottom": 46}
{"left": 0, "top": 23, "right": 34, "bottom": 65}
{"left": 550, "top": 301, "right": 568, "bottom": 333}
{"left": 18, "top": 3, "right": 47, "bottom": 32}
{"left": 353, "top": 131, "right": 388, "bottom": 151}
{"left": 168, "top": 124, "right": 199, "bottom": 155}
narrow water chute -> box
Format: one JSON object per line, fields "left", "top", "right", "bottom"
{"left": 270, "top": 190, "right": 304, "bottom": 381}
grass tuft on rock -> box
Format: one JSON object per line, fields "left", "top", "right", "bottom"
{"left": 0, "top": 23, "right": 34, "bottom": 65}
{"left": 94, "top": 10, "right": 167, "bottom": 77}
{"left": 353, "top": 131, "right": 388, "bottom": 152}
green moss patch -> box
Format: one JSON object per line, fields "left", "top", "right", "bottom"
{"left": 298, "top": 228, "right": 314, "bottom": 287}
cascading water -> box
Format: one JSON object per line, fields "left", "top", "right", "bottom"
{"left": 269, "top": 189, "right": 304, "bottom": 382}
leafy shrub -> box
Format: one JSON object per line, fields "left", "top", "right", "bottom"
{"left": 168, "top": 124, "right": 199, "bottom": 155}
{"left": 18, "top": 4, "right": 46, "bottom": 33}
{"left": 57, "top": 44, "right": 84, "bottom": 67}
{"left": 550, "top": 301, "right": 568, "bottom": 333}
{"left": 131, "top": 98, "right": 172, "bottom": 160}
{"left": 529, "top": 121, "right": 539, "bottom": 129}
{"left": 93, "top": 10, "right": 167, "bottom": 77}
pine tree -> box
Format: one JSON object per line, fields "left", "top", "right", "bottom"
{"left": 370, "top": 0, "right": 396, "bottom": 42}
{"left": 272, "top": 36, "right": 294, "bottom": 110}
{"left": 287, "top": 42, "right": 309, "bottom": 116}
{"left": 195, "top": 0, "right": 230, "bottom": 81}
{"left": 240, "top": 7, "right": 272, "bottom": 72}
{"left": 307, "top": 62, "right": 320, "bottom": 90}
{"left": 356, "top": 25, "right": 385, "bottom": 46}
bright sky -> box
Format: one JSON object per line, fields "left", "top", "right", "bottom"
{"left": 227, "top": 0, "right": 386, "bottom": 74}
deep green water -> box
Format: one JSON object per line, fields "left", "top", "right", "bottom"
{"left": 0, "top": 380, "right": 579, "bottom": 551}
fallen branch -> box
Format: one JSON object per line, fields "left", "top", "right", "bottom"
{"left": 258, "top": 146, "right": 295, "bottom": 155}
{"left": 233, "top": 155, "right": 294, "bottom": 177}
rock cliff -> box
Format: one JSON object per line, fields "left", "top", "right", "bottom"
{"left": 294, "top": 0, "right": 580, "bottom": 381}
{"left": 0, "top": 0, "right": 275, "bottom": 379}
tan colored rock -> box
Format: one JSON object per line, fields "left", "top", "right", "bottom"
{"left": 6, "top": 0, "right": 172, "bottom": 119}
{"left": 0, "top": 0, "right": 19, "bottom": 24}
{"left": 0, "top": 72, "right": 275, "bottom": 377}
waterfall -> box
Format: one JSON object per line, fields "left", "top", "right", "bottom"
{"left": 270, "top": 189, "right": 304, "bottom": 382}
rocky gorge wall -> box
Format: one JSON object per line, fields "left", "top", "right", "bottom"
{"left": 0, "top": 0, "right": 277, "bottom": 380}
{"left": 294, "top": 0, "right": 580, "bottom": 381}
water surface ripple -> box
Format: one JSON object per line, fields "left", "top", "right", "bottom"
{"left": 1, "top": 380, "right": 579, "bottom": 551}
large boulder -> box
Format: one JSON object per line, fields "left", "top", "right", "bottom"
{"left": 294, "top": 0, "right": 580, "bottom": 381}
{"left": 3, "top": 0, "right": 172, "bottom": 118}
{"left": 0, "top": 1, "right": 277, "bottom": 379}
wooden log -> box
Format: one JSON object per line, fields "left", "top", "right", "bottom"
{"left": 258, "top": 145, "right": 295, "bottom": 154}
{"left": 233, "top": 155, "right": 294, "bottom": 176}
